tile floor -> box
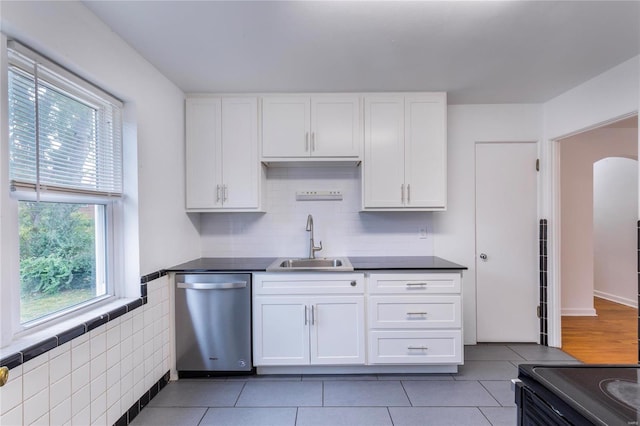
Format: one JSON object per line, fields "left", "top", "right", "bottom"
{"left": 131, "top": 344, "right": 579, "bottom": 426}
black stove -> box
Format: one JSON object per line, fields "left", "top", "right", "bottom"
{"left": 516, "top": 364, "right": 640, "bottom": 426}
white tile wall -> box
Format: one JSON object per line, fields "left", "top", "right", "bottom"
{"left": 0, "top": 275, "right": 171, "bottom": 426}
{"left": 199, "top": 166, "right": 436, "bottom": 257}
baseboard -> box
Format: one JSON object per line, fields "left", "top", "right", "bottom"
{"left": 561, "top": 308, "right": 597, "bottom": 316}
{"left": 594, "top": 291, "right": 638, "bottom": 308}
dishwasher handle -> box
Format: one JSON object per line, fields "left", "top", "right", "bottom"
{"left": 177, "top": 281, "right": 247, "bottom": 290}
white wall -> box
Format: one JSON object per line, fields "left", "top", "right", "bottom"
{"left": 594, "top": 157, "right": 638, "bottom": 307}
{"left": 544, "top": 56, "right": 639, "bottom": 141}
{"left": 559, "top": 128, "right": 637, "bottom": 316}
{"left": 0, "top": 2, "right": 196, "bottom": 424}
{"left": 541, "top": 54, "right": 639, "bottom": 346}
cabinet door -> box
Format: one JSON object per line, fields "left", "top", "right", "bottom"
{"left": 253, "top": 297, "right": 309, "bottom": 366}
{"left": 405, "top": 94, "right": 447, "bottom": 209}
{"left": 221, "top": 97, "right": 259, "bottom": 208}
{"left": 262, "top": 96, "right": 310, "bottom": 157}
{"left": 311, "top": 96, "right": 360, "bottom": 157}
{"left": 309, "top": 296, "right": 365, "bottom": 365}
{"left": 363, "top": 96, "right": 405, "bottom": 208}
{"left": 185, "top": 98, "right": 222, "bottom": 209}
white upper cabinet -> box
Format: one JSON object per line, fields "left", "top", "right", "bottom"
{"left": 185, "top": 96, "right": 262, "bottom": 211}
{"left": 363, "top": 93, "right": 447, "bottom": 211}
{"left": 261, "top": 95, "right": 361, "bottom": 160}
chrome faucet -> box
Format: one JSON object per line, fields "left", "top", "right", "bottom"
{"left": 306, "top": 214, "right": 323, "bottom": 259}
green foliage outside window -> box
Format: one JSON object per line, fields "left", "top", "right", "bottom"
{"left": 19, "top": 202, "right": 97, "bottom": 296}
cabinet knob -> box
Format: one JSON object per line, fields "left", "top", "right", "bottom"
{"left": 479, "top": 253, "right": 488, "bottom": 261}
{"left": 350, "top": 280, "right": 357, "bottom": 287}
{"left": 0, "top": 366, "right": 8, "bottom": 387}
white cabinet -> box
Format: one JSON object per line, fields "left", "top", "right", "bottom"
{"left": 261, "top": 95, "right": 361, "bottom": 159}
{"left": 253, "top": 273, "right": 365, "bottom": 366}
{"left": 363, "top": 93, "right": 447, "bottom": 211}
{"left": 367, "top": 272, "right": 463, "bottom": 365}
{"left": 185, "top": 96, "right": 263, "bottom": 211}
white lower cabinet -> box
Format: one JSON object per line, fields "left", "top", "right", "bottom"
{"left": 253, "top": 273, "right": 365, "bottom": 366}
{"left": 367, "top": 272, "right": 464, "bottom": 366}
{"left": 252, "top": 271, "right": 463, "bottom": 373}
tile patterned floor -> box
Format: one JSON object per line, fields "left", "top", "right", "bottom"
{"left": 131, "top": 344, "right": 578, "bottom": 426}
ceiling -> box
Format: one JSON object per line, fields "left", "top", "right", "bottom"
{"left": 83, "top": 1, "right": 640, "bottom": 104}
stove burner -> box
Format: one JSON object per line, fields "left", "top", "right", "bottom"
{"left": 601, "top": 379, "right": 640, "bottom": 411}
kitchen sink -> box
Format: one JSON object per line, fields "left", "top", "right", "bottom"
{"left": 266, "top": 257, "right": 354, "bottom": 272}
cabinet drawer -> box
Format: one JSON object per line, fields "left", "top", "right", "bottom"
{"left": 367, "top": 273, "right": 460, "bottom": 294}
{"left": 368, "top": 330, "right": 462, "bottom": 364}
{"left": 253, "top": 273, "right": 364, "bottom": 295}
{"left": 368, "top": 296, "right": 461, "bottom": 329}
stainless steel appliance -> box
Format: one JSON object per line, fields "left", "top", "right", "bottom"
{"left": 175, "top": 273, "right": 252, "bottom": 376}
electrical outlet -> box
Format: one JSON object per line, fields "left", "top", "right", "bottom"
{"left": 419, "top": 226, "right": 428, "bottom": 239}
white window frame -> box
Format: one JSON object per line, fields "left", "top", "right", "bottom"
{"left": 0, "top": 37, "right": 125, "bottom": 346}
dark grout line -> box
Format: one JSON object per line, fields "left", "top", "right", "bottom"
{"left": 233, "top": 381, "right": 247, "bottom": 407}
{"left": 398, "top": 380, "right": 413, "bottom": 407}
{"left": 387, "top": 406, "right": 395, "bottom": 426}
{"left": 195, "top": 407, "right": 208, "bottom": 426}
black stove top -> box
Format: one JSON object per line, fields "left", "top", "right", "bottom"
{"left": 518, "top": 364, "right": 640, "bottom": 426}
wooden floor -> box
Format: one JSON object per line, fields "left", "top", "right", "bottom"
{"left": 561, "top": 297, "right": 638, "bottom": 364}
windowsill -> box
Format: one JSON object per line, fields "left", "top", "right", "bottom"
{"left": 0, "top": 296, "right": 143, "bottom": 368}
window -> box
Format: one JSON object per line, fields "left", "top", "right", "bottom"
{"left": 6, "top": 41, "right": 123, "bottom": 328}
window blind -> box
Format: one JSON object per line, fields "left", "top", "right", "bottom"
{"left": 8, "top": 42, "right": 123, "bottom": 198}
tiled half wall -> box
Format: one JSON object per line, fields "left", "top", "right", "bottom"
{"left": 0, "top": 272, "right": 170, "bottom": 425}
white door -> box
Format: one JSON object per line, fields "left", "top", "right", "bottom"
{"left": 363, "top": 96, "right": 405, "bottom": 207}
{"left": 253, "top": 297, "right": 309, "bottom": 365}
{"left": 310, "top": 296, "right": 365, "bottom": 365}
{"left": 476, "top": 142, "right": 538, "bottom": 342}
{"left": 261, "top": 96, "right": 310, "bottom": 157}
{"left": 221, "top": 97, "right": 258, "bottom": 208}
{"left": 311, "top": 96, "right": 360, "bottom": 157}
{"left": 185, "top": 98, "right": 222, "bottom": 209}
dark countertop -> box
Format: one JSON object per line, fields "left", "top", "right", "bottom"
{"left": 167, "top": 256, "right": 466, "bottom": 272}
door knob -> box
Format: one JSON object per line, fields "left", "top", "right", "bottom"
{"left": 479, "top": 253, "right": 488, "bottom": 261}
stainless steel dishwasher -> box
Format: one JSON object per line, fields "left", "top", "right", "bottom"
{"left": 175, "top": 273, "right": 252, "bottom": 376}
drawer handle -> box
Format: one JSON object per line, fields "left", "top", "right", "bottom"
{"left": 407, "top": 346, "right": 429, "bottom": 351}
{"left": 406, "top": 282, "right": 427, "bottom": 287}
{"left": 406, "top": 312, "right": 427, "bottom": 316}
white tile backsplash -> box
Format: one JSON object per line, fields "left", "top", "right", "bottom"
{"left": 49, "top": 346, "right": 71, "bottom": 384}
{"left": 90, "top": 330, "right": 107, "bottom": 359}
{"left": 49, "top": 397, "right": 71, "bottom": 425}
{"left": 72, "top": 404, "right": 90, "bottom": 426}
{"left": 199, "top": 166, "right": 435, "bottom": 257}
{"left": 0, "top": 365, "right": 23, "bottom": 416}
{"left": 0, "top": 275, "right": 171, "bottom": 426}
{"left": 23, "top": 388, "right": 49, "bottom": 425}
{"left": 50, "top": 375, "right": 71, "bottom": 408}
{"left": 23, "top": 362, "right": 48, "bottom": 400}
{"left": 71, "top": 341, "right": 90, "bottom": 371}
{"left": 71, "top": 363, "right": 90, "bottom": 394}
{"left": 0, "top": 404, "right": 23, "bottom": 426}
